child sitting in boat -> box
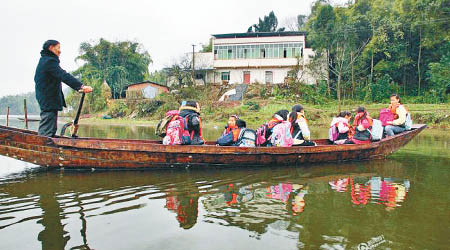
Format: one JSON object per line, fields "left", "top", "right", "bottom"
{"left": 289, "top": 104, "right": 315, "bottom": 146}
{"left": 384, "top": 94, "right": 412, "bottom": 137}
{"left": 216, "top": 115, "right": 241, "bottom": 146}
{"left": 256, "top": 110, "right": 289, "bottom": 146}
{"left": 271, "top": 110, "right": 294, "bottom": 147}
{"left": 329, "top": 111, "right": 352, "bottom": 144}
{"left": 163, "top": 101, "right": 204, "bottom": 145}
{"left": 178, "top": 101, "right": 204, "bottom": 145}
{"left": 345, "top": 107, "right": 372, "bottom": 144}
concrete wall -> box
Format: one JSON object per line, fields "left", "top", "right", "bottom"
{"left": 216, "top": 68, "right": 291, "bottom": 84}
{"left": 213, "top": 35, "right": 305, "bottom": 46}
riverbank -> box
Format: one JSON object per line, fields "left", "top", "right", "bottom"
{"left": 76, "top": 101, "right": 450, "bottom": 129}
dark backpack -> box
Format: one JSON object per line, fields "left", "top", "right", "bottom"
{"left": 216, "top": 132, "right": 234, "bottom": 146}
{"left": 180, "top": 114, "right": 204, "bottom": 145}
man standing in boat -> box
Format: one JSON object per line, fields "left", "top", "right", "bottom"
{"left": 34, "top": 40, "right": 93, "bottom": 137}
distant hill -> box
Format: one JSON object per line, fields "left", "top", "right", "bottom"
{"left": 0, "top": 92, "right": 40, "bottom": 115}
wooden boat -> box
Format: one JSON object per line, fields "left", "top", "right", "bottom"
{"left": 0, "top": 124, "right": 426, "bottom": 169}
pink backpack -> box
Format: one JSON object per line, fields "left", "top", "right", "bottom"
{"left": 379, "top": 108, "right": 395, "bottom": 126}
{"left": 328, "top": 123, "right": 339, "bottom": 142}
{"left": 163, "top": 116, "right": 183, "bottom": 145}
{"left": 256, "top": 124, "right": 268, "bottom": 146}
{"left": 270, "top": 121, "right": 293, "bottom": 147}
{"left": 163, "top": 114, "right": 192, "bottom": 145}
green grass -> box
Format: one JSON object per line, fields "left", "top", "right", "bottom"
{"left": 79, "top": 100, "right": 450, "bottom": 129}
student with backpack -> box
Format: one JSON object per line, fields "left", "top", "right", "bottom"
{"left": 162, "top": 101, "right": 204, "bottom": 145}
{"left": 216, "top": 116, "right": 256, "bottom": 147}
{"left": 329, "top": 111, "right": 352, "bottom": 144}
{"left": 346, "top": 107, "right": 373, "bottom": 144}
{"left": 384, "top": 94, "right": 412, "bottom": 137}
{"left": 256, "top": 110, "right": 289, "bottom": 146}
{"left": 270, "top": 110, "right": 294, "bottom": 147}
{"left": 216, "top": 115, "right": 242, "bottom": 146}
{"left": 289, "top": 104, "right": 315, "bottom": 146}
{"left": 234, "top": 119, "right": 257, "bottom": 147}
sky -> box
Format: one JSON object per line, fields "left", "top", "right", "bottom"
{"left": 1, "top": 0, "right": 346, "bottom": 97}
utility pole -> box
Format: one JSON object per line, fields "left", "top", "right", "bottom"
{"left": 192, "top": 44, "right": 196, "bottom": 84}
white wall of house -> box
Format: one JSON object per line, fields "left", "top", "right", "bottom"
{"left": 190, "top": 33, "right": 323, "bottom": 85}
{"left": 213, "top": 35, "right": 305, "bottom": 46}
{"left": 217, "top": 68, "right": 292, "bottom": 84}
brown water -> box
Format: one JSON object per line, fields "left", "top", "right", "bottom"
{"left": 0, "top": 123, "right": 448, "bottom": 249}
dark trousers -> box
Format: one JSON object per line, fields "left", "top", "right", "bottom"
{"left": 38, "top": 110, "right": 58, "bottom": 137}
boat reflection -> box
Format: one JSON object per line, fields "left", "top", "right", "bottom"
{"left": 266, "top": 183, "right": 307, "bottom": 215}
{"left": 329, "top": 177, "right": 411, "bottom": 210}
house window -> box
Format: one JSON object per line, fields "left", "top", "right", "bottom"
{"left": 195, "top": 73, "right": 203, "bottom": 80}
{"left": 287, "top": 48, "right": 293, "bottom": 58}
{"left": 265, "top": 71, "right": 273, "bottom": 84}
{"left": 221, "top": 72, "right": 230, "bottom": 81}
{"left": 273, "top": 47, "right": 279, "bottom": 58}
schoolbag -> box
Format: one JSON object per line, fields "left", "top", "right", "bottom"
{"left": 162, "top": 114, "right": 193, "bottom": 145}
{"left": 370, "top": 119, "right": 383, "bottom": 141}
{"left": 216, "top": 132, "right": 234, "bottom": 146}
{"left": 156, "top": 110, "right": 179, "bottom": 137}
{"left": 270, "top": 122, "right": 293, "bottom": 147}
{"left": 256, "top": 124, "right": 269, "bottom": 146}
{"left": 235, "top": 128, "right": 256, "bottom": 147}
{"left": 328, "top": 123, "right": 339, "bottom": 142}
{"left": 379, "top": 108, "right": 395, "bottom": 127}
{"left": 163, "top": 116, "right": 183, "bottom": 145}
{"left": 405, "top": 113, "right": 412, "bottom": 130}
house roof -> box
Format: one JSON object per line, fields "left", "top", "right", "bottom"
{"left": 212, "top": 31, "right": 307, "bottom": 39}
{"left": 126, "top": 81, "right": 169, "bottom": 90}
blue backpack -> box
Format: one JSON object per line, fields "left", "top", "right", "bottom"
{"left": 217, "top": 132, "right": 234, "bottom": 146}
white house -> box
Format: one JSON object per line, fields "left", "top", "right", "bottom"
{"left": 193, "top": 31, "right": 318, "bottom": 85}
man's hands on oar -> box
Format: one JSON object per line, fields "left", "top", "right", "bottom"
{"left": 60, "top": 85, "right": 93, "bottom": 137}
{"left": 80, "top": 85, "right": 93, "bottom": 93}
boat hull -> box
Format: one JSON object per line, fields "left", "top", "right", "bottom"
{"left": 0, "top": 124, "right": 426, "bottom": 169}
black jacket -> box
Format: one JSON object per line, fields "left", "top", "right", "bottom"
{"left": 34, "top": 49, "right": 83, "bottom": 111}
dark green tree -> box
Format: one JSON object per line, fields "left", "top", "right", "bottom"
{"left": 73, "top": 38, "right": 152, "bottom": 98}
{"left": 247, "top": 11, "right": 286, "bottom": 32}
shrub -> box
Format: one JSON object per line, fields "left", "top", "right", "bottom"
{"left": 244, "top": 101, "right": 260, "bottom": 111}
{"left": 136, "top": 100, "right": 164, "bottom": 117}
{"left": 108, "top": 100, "right": 129, "bottom": 118}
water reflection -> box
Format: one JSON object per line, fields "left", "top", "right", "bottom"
{"left": 165, "top": 188, "right": 199, "bottom": 229}
{"left": 266, "top": 183, "right": 307, "bottom": 215}
{"left": 328, "top": 177, "right": 411, "bottom": 209}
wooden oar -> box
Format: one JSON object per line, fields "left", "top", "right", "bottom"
{"left": 60, "top": 92, "right": 86, "bottom": 137}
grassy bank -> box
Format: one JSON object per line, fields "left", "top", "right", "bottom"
{"left": 78, "top": 100, "right": 450, "bottom": 129}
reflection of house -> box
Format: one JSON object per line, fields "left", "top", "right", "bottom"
{"left": 125, "top": 81, "right": 169, "bottom": 99}
{"left": 192, "top": 31, "right": 318, "bottom": 85}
